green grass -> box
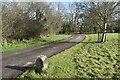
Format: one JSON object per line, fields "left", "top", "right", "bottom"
{"left": 19, "top": 33, "right": 119, "bottom": 78}
{"left": 1, "top": 35, "right": 70, "bottom": 52}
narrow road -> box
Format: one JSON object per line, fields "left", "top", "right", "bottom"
{"left": 2, "top": 34, "right": 85, "bottom": 79}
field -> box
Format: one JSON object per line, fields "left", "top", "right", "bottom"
{"left": 19, "top": 33, "right": 119, "bottom": 78}
{"left": 1, "top": 35, "right": 70, "bottom": 52}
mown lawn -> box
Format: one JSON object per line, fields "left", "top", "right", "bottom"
{"left": 19, "top": 33, "right": 119, "bottom": 78}
{"left": 1, "top": 35, "right": 70, "bottom": 52}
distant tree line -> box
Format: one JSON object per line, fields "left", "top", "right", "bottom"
{"left": 2, "top": 2, "right": 63, "bottom": 43}
{"left": 1, "top": 2, "right": 119, "bottom": 43}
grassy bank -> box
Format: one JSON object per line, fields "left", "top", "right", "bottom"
{"left": 19, "top": 33, "right": 119, "bottom": 78}
{"left": 1, "top": 35, "right": 70, "bottom": 52}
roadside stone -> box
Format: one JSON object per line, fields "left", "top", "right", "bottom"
{"left": 35, "top": 55, "right": 48, "bottom": 74}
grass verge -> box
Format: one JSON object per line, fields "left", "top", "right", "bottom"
{"left": 1, "top": 35, "right": 70, "bottom": 52}
{"left": 19, "top": 33, "right": 119, "bottom": 78}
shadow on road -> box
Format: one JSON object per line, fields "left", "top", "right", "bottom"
{"left": 5, "top": 65, "right": 30, "bottom": 71}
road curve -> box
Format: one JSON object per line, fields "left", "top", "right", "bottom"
{"left": 2, "top": 34, "right": 85, "bottom": 79}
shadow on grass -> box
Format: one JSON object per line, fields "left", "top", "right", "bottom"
{"left": 39, "top": 39, "right": 48, "bottom": 42}
{"left": 5, "top": 65, "right": 43, "bottom": 76}
{"left": 80, "top": 41, "right": 101, "bottom": 43}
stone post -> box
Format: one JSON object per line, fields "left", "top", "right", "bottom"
{"left": 35, "top": 55, "right": 48, "bottom": 74}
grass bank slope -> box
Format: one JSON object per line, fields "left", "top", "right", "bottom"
{"left": 20, "top": 33, "right": 119, "bottom": 78}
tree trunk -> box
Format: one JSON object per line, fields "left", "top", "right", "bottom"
{"left": 101, "top": 32, "right": 106, "bottom": 42}
{"left": 80, "top": 25, "right": 83, "bottom": 34}
{"left": 101, "top": 23, "right": 107, "bottom": 42}
{"left": 98, "top": 31, "right": 100, "bottom": 42}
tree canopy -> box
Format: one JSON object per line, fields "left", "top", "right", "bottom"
{"left": 1, "top": 2, "right": 119, "bottom": 43}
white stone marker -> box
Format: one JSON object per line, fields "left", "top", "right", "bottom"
{"left": 35, "top": 55, "right": 48, "bottom": 74}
